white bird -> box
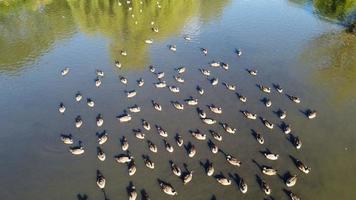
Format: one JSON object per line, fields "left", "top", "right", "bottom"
{"left": 117, "top": 113, "right": 132, "bottom": 122}
{"left": 58, "top": 103, "right": 66, "bottom": 114}
{"left": 145, "top": 39, "right": 153, "bottom": 44}
{"left": 60, "top": 134, "right": 73, "bottom": 144}
{"left": 61, "top": 67, "right": 69, "bottom": 76}
{"left": 75, "top": 92, "right": 82, "bottom": 102}
{"left": 126, "top": 90, "right": 137, "bottom": 98}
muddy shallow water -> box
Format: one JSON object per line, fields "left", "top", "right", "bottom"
{"left": 0, "top": 0, "right": 355, "bottom": 200}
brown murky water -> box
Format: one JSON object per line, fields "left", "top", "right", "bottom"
{"left": 0, "top": 0, "right": 355, "bottom": 200}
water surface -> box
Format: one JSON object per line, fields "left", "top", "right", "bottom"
{"left": 0, "top": 0, "right": 355, "bottom": 200}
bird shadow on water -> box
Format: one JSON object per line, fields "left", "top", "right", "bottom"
{"left": 77, "top": 194, "right": 88, "bottom": 200}
{"left": 228, "top": 172, "right": 241, "bottom": 186}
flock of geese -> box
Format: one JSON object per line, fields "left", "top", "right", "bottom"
{"left": 58, "top": 1, "right": 317, "bottom": 200}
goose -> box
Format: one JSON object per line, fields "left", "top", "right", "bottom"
{"left": 190, "top": 129, "right": 206, "bottom": 140}
{"left": 262, "top": 166, "right": 277, "bottom": 176}
{"left": 169, "top": 45, "right": 177, "bottom": 52}
{"left": 96, "top": 69, "right": 104, "bottom": 77}
{"left": 128, "top": 184, "right": 138, "bottom": 200}
{"left": 188, "top": 144, "right": 196, "bottom": 158}
{"left": 262, "top": 118, "right": 274, "bottom": 129}
{"left": 209, "top": 140, "right": 219, "bottom": 154}
{"left": 256, "top": 133, "right": 264, "bottom": 144}
{"left": 174, "top": 75, "right": 184, "bottom": 83}
{"left": 176, "top": 66, "right": 186, "bottom": 74}
{"left": 288, "top": 191, "right": 301, "bottom": 200}
{"left": 296, "top": 159, "right": 311, "bottom": 174}
{"left": 210, "top": 61, "right": 220, "bottom": 67}
{"left": 58, "top": 103, "right": 66, "bottom": 114}
{"left": 60, "top": 134, "right": 73, "bottom": 144}
{"left": 133, "top": 129, "right": 145, "bottom": 140}
{"left": 128, "top": 160, "right": 137, "bottom": 176}
{"left": 61, "top": 67, "right": 69, "bottom": 76}
{"left": 243, "top": 110, "right": 257, "bottom": 120}
{"left": 222, "top": 123, "right": 236, "bottom": 134}
{"left": 148, "top": 141, "right": 158, "bottom": 153}
{"left": 197, "top": 85, "right": 204, "bottom": 95}
{"left": 96, "top": 114, "right": 104, "bottom": 127}
{"left": 142, "top": 119, "right": 151, "bottom": 131}
{"left": 182, "top": 170, "right": 194, "bottom": 184}
{"left": 119, "top": 76, "right": 128, "bottom": 84}
{"left": 286, "top": 175, "right": 297, "bottom": 187}
{"left": 164, "top": 140, "right": 174, "bottom": 153}
{"left": 275, "top": 84, "right": 283, "bottom": 93}
{"left": 264, "top": 152, "right": 279, "bottom": 160}
{"left": 260, "top": 179, "right": 271, "bottom": 195}
{"left": 223, "top": 82, "right": 235, "bottom": 91}
{"left": 115, "top": 60, "right": 122, "bottom": 68}
{"left": 259, "top": 85, "right": 271, "bottom": 93}
{"left": 97, "top": 147, "right": 106, "bottom": 161}
{"left": 169, "top": 85, "right": 180, "bottom": 93}
{"left": 306, "top": 110, "right": 317, "bottom": 119}
{"left": 149, "top": 65, "right": 155, "bottom": 73}
{"left": 96, "top": 171, "right": 106, "bottom": 189}
{"left": 206, "top": 162, "right": 214, "bottom": 176}
{"left": 282, "top": 123, "right": 291, "bottom": 134}
{"left": 145, "top": 39, "right": 153, "bottom": 44}
{"left": 247, "top": 69, "right": 257, "bottom": 76}
{"left": 129, "top": 105, "right": 141, "bottom": 113}
{"left": 120, "top": 50, "right": 127, "bottom": 56}
{"left": 69, "top": 142, "right": 84, "bottom": 155}
{"left": 156, "top": 125, "right": 168, "bottom": 137}
{"left": 201, "top": 48, "right": 208, "bottom": 55}
{"left": 237, "top": 93, "right": 247, "bottom": 102}
{"left": 152, "top": 27, "right": 159, "bottom": 33}
{"left": 210, "top": 130, "right": 222, "bottom": 141}
{"left": 117, "top": 113, "right": 132, "bottom": 122}
{"left": 155, "top": 81, "right": 166, "bottom": 88}
{"left": 137, "top": 78, "right": 144, "bottom": 87}
{"left": 200, "top": 68, "right": 210, "bottom": 76}
{"left": 278, "top": 110, "right": 287, "bottom": 119}
{"left": 97, "top": 131, "right": 108, "bottom": 145}
{"left": 239, "top": 178, "right": 248, "bottom": 194}
{"left": 152, "top": 100, "right": 162, "bottom": 111}
{"left": 172, "top": 101, "right": 184, "bottom": 110}
{"left": 126, "top": 90, "right": 137, "bottom": 98}
{"left": 75, "top": 116, "right": 83, "bottom": 128}
{"left": 216, "top": 175, "right": 232, "bottom": 186}
{"left": 236, "top": 48, "right": 242, "bottom": 56}
{"left": 95, "top": 77, "right": 101, "bottom": 87}
{"left": 143, "top": 155, "right": 155, "bottom": 169}
{"left": 87, "top": 98, "right": 95, "bottom": 107}
{"left": 210, "top": 77, "right": 218, "bottom": 86}
{"left": 185, "top": 97, "right": 198, "bottom": 106}
{"left": 226, "top": 155, "right": 241, "bottom": 167}
{"left": 175, "top": 134, "right": 183, "bottom": 147}
{"left": 197, "top": 107, "right": 207, "bottom": 118}
{"left": 159, "top": 182, "right": 178, "bottom": 196}
{"left": 264, "top": 98, "right": 272, "bottom": 107}
{"left": 202, "top": 118, "right": 216, "bottom": 125}
{"left": 115, "top": 153, "right": 133, "bottom": 164}
{"left": 75, "top": 92, "right": 82, "bottom": 102}
{"left": 289, "top": 95, "right": 301, "bottom": 103}
{"left": 221, "top": 62, "right": 229, "bottom": 70}
{"left": 171, "top": 162, "right": 182, "bottom": 176}
{"left": 121, "top": 136, "right": 129, "bottom": 151}
{"left": 156, "top": 71, "right": 165, "bottom": 79}
{"left": 293, "top": 136, "right": 302, "bottom": 149}
{"left": 209, "top": 105, "right": 222, "bottom": 114}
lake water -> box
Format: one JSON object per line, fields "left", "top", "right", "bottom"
{"left": 0, "top": 0, "right": 355, "bottom": 200}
